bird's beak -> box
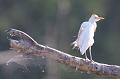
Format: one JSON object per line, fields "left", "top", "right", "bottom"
{"left": 97, "top": 17, "right": 104, "bottom": 20}
{"left": 96, "top": 16, "right": 104, "bottom": 21}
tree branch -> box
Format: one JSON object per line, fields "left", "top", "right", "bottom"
{"left": 6, "top": 28, "right": 120, "bottom": 78}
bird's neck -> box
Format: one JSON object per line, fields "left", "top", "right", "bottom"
{"left": 88, "top": 18, "right": 96, "bottom": 23}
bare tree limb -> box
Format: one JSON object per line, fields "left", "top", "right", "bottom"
{"left": 5, "top": 28, "right": 120, "bottom": 78}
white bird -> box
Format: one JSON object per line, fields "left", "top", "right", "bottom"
{"left": 72, "top": 14, "right": 104, "bottom": 61}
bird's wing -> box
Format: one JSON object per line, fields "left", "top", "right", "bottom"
{"left": 78, "top": 22, "right": 88, "bottom": 38}
{"left": 72, "top": 22, "right": 88, "bottom": 49}
{"left": 79, "top": 22, "right": 95, "bottom": 55}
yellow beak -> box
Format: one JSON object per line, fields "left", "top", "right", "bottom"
{"left": 97, "top": 17, "right": 104, "bottom": 20}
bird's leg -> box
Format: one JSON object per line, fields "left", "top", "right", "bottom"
{"left": 85, "top": 52, "right": 88, "bottom": 60}
{"left": 89, "top": 46, "right": 93, "bottom": 61}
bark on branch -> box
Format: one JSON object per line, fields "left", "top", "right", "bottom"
{"left": 5, "top": 28, "right": 120, "bottom": 78}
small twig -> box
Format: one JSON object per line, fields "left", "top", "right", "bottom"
{"left": 6, "top": 28, "right": 120, "bottom": 78}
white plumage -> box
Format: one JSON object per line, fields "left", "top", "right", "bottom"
{"left": 72, "top": 14, "right": 104, "bottom": 61}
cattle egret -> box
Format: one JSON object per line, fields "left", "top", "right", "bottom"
{"left": 72, "top": 14, "right": 104, "bottom": 61}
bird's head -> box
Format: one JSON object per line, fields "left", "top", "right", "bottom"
{"left": 90, "top": 14, "right": 104, "bottom": 22}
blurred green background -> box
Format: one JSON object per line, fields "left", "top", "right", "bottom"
{"left": 0, "top": 0, "right": 119, "bottom": 79}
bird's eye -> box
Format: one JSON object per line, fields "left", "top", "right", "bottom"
{"left": 95, "top": 16, "right": 98, "bottom": 19}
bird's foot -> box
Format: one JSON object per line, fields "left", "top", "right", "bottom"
{"left": 85, "top": 58, "right": 89, "bottom": 62}
{"left": 90, "top": 59, "right": 94, "bottom": 62}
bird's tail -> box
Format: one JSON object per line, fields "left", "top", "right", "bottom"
{"left": 71, "top": 40, "right": 78, "bottom": 49}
